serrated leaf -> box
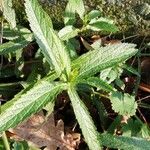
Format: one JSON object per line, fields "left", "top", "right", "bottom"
{"left": 1, "top": 0, "right": 16, "bottom": 28}
{"left": 0, "top": 34, "right": 33, "bottom": 55}
{"left": 68, "top": 86, "right": 102, "bottom": 150}
{"left": 58, "top": 25, "right": 79, "bottom": 41}
{"left": 110, "top": 92, "right": 137, "bottom": 116}
{"left": 0, "top": 80, "right": 66, "bottom": 132}
{"left": 100, "top": 133, "right": 150, "bottom": 150}
{"left": 1, "top": 72, "right": 58, "bottom": 113}
{"left": 24, "top": 0, "right": 71, "bottom": 78}
{"left": 72, "top": 43, "right": 138, "bottom": 79}
{"left": 64, "top": 0, "right": 85, "bottom": 25}
{"left": 79, "top": 77, "right": 114, "bottom": 92}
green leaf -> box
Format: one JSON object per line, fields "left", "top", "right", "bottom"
{"left": 79, "top": 77, "right": 114, "bottom": 92}
{"left": 68, "top": 86, "right": 102, "bottom": 150}
{"left": 64, "top": 0, "right": 85, "bottom": 25}
{"left": 1, "top": 0, "right": 16, "bottom": 28}
{"left": 24, "top": 0, "right": 71, "bottom": 77}
{"left": 58, "top": 25, "right": 79, "bottom": 41}
{"left": 0, "top": 34, "right": 33, "bottom": 55}
{"left": 110, "top": 92, "right": 137, "bottom": 116}
{"left": 12, "top": 141, "right": 29, "bottom": 150}
{"left": 123, "top": 64, "right": 140, "bottom": 77}
{"left": 87, "top": 17, "right": 118, "bottom": 32}
{"left": 0, "top": 80, "right": 66, "bottom": 132}
{"left": 100, "top": 65, "right": 123, "bottom": 84}
{"left": 1, "top": 72, "right": 58, "bottom": 113}
{"left": 100, "top": 133, "right": 150, "bottom": 150}
{"left": 3, "top": 25, "right": 32, "bottom": 40}
{"left": 72, "top": 43, "right": 138, "bottom": 79}
{"left": 86, "top": 10, "right": 101, "bottom": 21}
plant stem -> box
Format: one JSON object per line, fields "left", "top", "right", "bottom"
{"left": 2, "top": 132, "right": 11, "bottom": 150}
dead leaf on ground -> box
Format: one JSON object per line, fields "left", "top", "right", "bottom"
{"left": 9, "top": 111, "right": 80, "bottom": 150}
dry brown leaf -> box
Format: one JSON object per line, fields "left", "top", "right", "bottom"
{"left": 9, "top": 111, "right": 80, "bottom": 150}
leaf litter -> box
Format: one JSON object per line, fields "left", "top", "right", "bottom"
{"left": 9, "top": 111, "right": 80, "bottom": 150}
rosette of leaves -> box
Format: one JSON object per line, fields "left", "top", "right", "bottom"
{"left": 1, "top": 0, "right": 149, "bottom": 150}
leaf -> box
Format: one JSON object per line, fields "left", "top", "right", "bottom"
{"left": 12, "top": 141, "right": 29, "bottom": 150}
{"left": 100, "top": 65, "right": 123, "bottom": 84}
{"left": 24, "top": 0, "right": 71, "bottom": 77}
{"left": 123, "top": 64, "right": 140, "bottom": 76}
{"left": 58, "top": 25, "right": 79, "bottom": 41}
{"left": 0, "top": 80, "right": 67, "bottom": 132}
{"left": 3, "top": 25, "right": 32, "bottom": 40}
{"left": 0, "top": 34, "right": 33, "bottom": 55}
{"left": 110, "top": 92, "right": 138, "bottom": 116}
{"left": 86, "top": 10, "right": 101, "bottom": 21}
{"left": 79, "top": 77, "right": 114, "bottom": 92}
{"left": 1, "top": 0, "right": 16, "bottom": 28}
{"left": 87, "top": 17, "right": 118, "bottom": 32}
{"left": 10, "top": 111, "right": 80, "bottom": 150}
{"left": 72, "top": 43, "right": 138, "bottom": 79}
{"left": 66, "top": 40, "right": 78, "bottom": 60}
{"left": 100, "top": 133, "right": 150, "bottom": 150}
{"left": 68, "top": 86, "right": 102, "bottom": 150}
{"left": 64, "top": 0, "right": 85, "bottom": 25}
{"left": 1, "top": 72, "right": 58, "bottom": 113}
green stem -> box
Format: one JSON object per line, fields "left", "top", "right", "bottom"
{"left": 2, "top": 132, "right": 11, "bottom": 150}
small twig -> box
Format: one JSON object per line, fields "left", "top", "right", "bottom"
{"left": 137, "top": 108, "right": 147, "bottom": 124}
{"left": 121, "top": 34, "right": 139, "bottom": 42}
{"left": 137, "top": 95, "right": 150, "bottom": 102}
{"left": 72, "top": 122, "right": 78, "bottom": 132}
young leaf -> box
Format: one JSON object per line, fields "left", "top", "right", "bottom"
{"left": 79, "top": 77, "right": 114, "bottom": 92}
{"left": 68, "top": 86, "right": 102, "bottom": 150}
{"left": 0, "top": 80, "right": 67, "bottom": 132}
{"left": 0, "top": 34, "right": 33, "bottom": 55}
{"left": 1, "top": 0, "right": 16, "bottom": 28}
{"left": 86, "top": 10, "right": 101, "bottom": 21}
{"left": 64, "top": 0, "right": 85, "bottom": 25}
{"left": 72, "top": 43, "right": 138, "bottom": 79}
{"left": 87, "top": 17, "right": 118, "bottom": 32}
{"left": 58, "top": 25, "right": 79, "bottom": 41}
{"left": 100, "top": 133, "right": 150, "bottom": 150}
{"left": 110, "top": 92, "right": 137, "bottom": 116}
{"left": 24, "top": 0, "right": 71, "bottom": 77}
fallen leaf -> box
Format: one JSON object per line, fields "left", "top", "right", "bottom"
{"left": 9, "top": 111, "right": 80, "bottom": 150}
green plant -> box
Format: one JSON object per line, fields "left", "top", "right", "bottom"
{"left": 0, "top": 0, "right": 150, "bottom": 150}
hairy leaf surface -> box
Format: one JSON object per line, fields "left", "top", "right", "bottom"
{"left": 68, "top": 86, "right": 102, "bottom": 150}
{"left": 24, "top": 0, "right": 71, "bottom": 77}
{"left": 0, "top": 80, "right": 66, "bottom": 132}
{"left": 100, "top": 133, "right": 150, "bottom": 150}
{"left": 72, "top": 43, "right": 138, "bottom": 79}
{"left": 110, "top": 92, "right": 137, "bottom": 116}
